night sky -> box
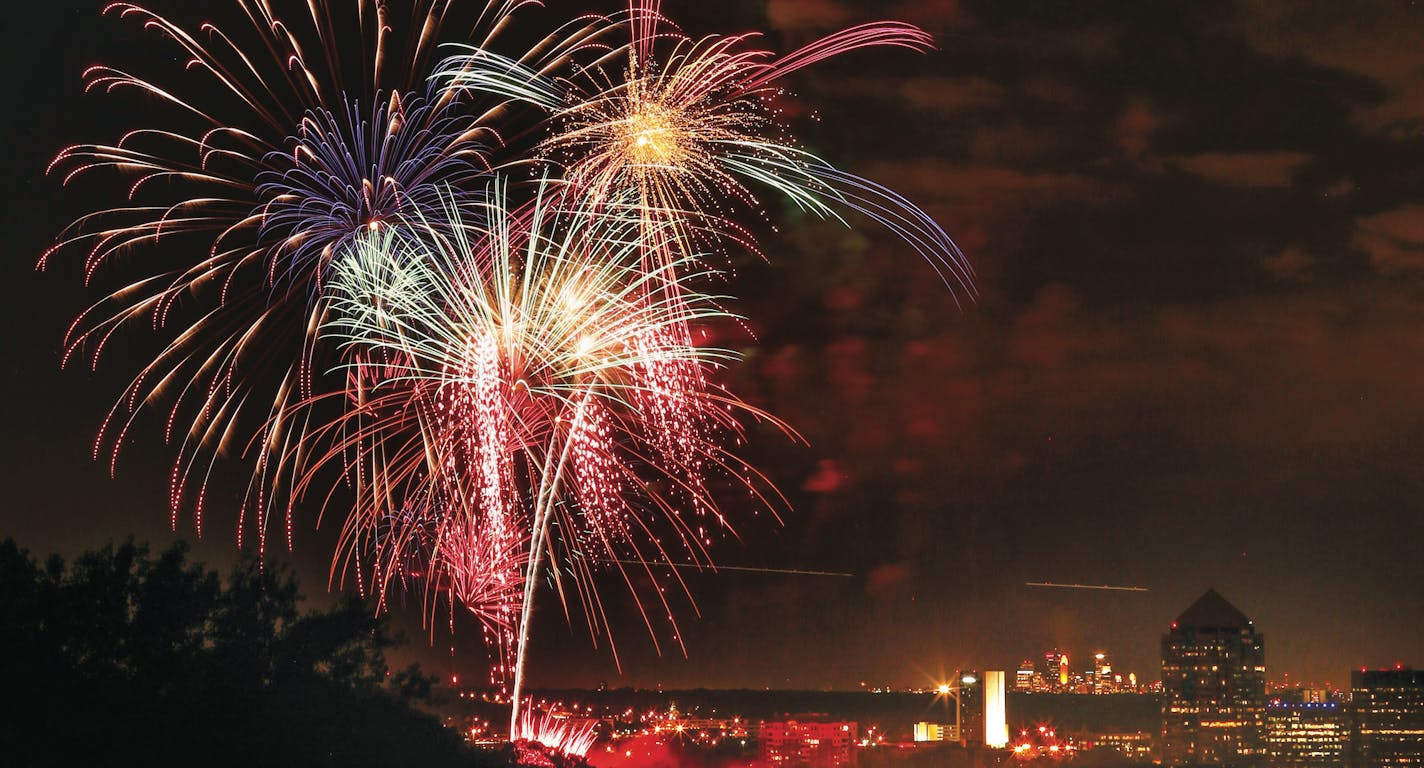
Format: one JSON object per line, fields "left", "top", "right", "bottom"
{"left": 3, "top": 0, "right": 1422, "bottom": 692}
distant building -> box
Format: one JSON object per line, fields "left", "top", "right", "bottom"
{"left": 1094, "top": 651, "right": 1118, "bottom": 694}
{"left": 1025, "top": 648, "right": 1136, "bottom": 694}
{"left": 1017, "top": 659, "right": 1037, "bottom": 692}
{"left": 759, "top": 721, "right": 857, "bottom": 767}
{"left": 1045, "top": 650, "right": 1070, "bottom": 692}
{"left": 985, "top": 670, "right": 1009, "bottom": 748}
{"left": 1161, "top": 588, "right": 1268, "bottom": 767}
{"left": 913, "top": 722, "right": 950, "bottom": 742}
{"left": 1350, "top": 668, "right": 1424, "bottom": 768}
{"left": 1265, "top": 700, "right": 1346, "bottom": 768}
{"left": 957, "top": 672, "right": 984, "bottom": 745}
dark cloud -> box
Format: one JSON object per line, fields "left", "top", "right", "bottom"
{"left": 711, "top": 0, "right": 1424, "bottom": 686}
{"left": 1168, "top": 151, "right": 1312, "bottom": 188}
{"left": 1353, "top": 204, "right": 1424, "bottom": 275}
{"left": 1235, "top": 0, "right": 1424, "bottom": 127}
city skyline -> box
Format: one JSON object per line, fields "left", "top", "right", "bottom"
{"left": 3, "top": 0, "right": 1422, "bottom": 694}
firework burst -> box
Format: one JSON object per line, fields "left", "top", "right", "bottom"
{"left": 43, "top": 0, "right": 592, "bottom": 555}
{"left": 313, "top": 181, "right": 788, "bottom": 712}
{"left": 515, "top": 710, "right": 600, "bottom": 759}
{"left": 44, "top": 1, "right": 969, "bottom": 748}
{"left": 449, "top": 0, "right": 974, "bottom": 294}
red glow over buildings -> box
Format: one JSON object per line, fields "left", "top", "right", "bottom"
{"left": 588, "top": 735, "right": 681, "bottom": 768}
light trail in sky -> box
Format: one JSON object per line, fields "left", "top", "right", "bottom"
{"left": 603, "top": 560, "right": 854, "bottom": 578}
{"left": 1025, "top": 582, "right": 1149, "bottom": 592}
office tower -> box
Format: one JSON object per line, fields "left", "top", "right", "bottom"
{"left": 985, "top": 670, "right": 1009, "bottom": 748}
{"left": 1094, "top": 651, "right": 1116, "bottom": 694}
{"left": 1350, "top": 668, "right": 1424, "bottom": 768}
{"left": 952, "top": 672, "right": 985, "bottom": 745}
{"left": 1161, "top": 588, "right": 1268, "bottom": 767}
{"left": 1045, "top": 649, "right": 1070, "bottom": 692}
{"left": 1017, "top": 659, "right": 1036, "bottom": 692}
{"left": 1266, "top": 700, "right": 1345, "bottom": 768}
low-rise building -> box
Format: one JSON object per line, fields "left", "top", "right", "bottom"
{"left": 759, "top": 721, "right": 857, "bottom": 767}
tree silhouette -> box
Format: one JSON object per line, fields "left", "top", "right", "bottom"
{"left": 0, "top": 538, "right": 493, "bottom": 768}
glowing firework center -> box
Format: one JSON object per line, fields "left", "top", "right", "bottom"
{"left": 44, "top": 0, "right": 971, "bottom": 752}
{"left": 624, "top": 103, "right": 687, "bottom": 166}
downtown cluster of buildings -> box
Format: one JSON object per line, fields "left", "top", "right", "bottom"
{"left": 1161, "top": 589, "right": 1423, "bottom": 768}
{"left": 1015, "top": 648, "right": 1146, "bottom": 694}
{"left": 444, "top": 589, "right": 1420, "bottom": 767}
{"left": 875, "top": 588, "right": 1424, "bottom": 768}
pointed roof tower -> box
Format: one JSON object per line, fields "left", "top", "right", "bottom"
{"left": 1174, "top": 588, "right": 1252, "bottom": 631}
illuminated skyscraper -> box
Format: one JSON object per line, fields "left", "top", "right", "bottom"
{"left": 1094, "top": 651, "right": 1117, "bottom": 694}
{"left": 985, "top": 671, "right": 1009, "bottom": 748}
{"left": 1350, "top": 668, "right": 1424, "bottom": 768}
{"left": 1045, "top": 650, "right": 1070, "bottom": 692}
{"left": 1017, "top": 660, "right": 1037, "bottom": 692}
{"left": 1161, "top": 589, "right": 1267, "bottom": 768}
{"left": 958, "top": 672, "right": 984, "bottom": 745}
{"left": 1266, "top": 700, "right": 1345, "bottom": 768}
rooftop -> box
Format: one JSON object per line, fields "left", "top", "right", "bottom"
{"left": 1173, "top": 588, "right": 1252, "bottom": 630}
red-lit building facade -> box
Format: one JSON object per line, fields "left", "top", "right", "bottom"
{"left": 759, "top": 721, "right": 857, "bottom": 767}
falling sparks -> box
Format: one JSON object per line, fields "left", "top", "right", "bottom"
{"left": 43, "top": 0, "right": 591, "bottom": 549}
{"left": 44, "top": 0, "right": 969, "bottom": 744}
{"left": 515, "top": 709, "right": 600, "bottom": 759}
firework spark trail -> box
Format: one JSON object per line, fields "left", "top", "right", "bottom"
{"left": 600, "top": 560, "right": 854, "bottom": 578}
{"left": 515, "top": 710, "right": 599, "bottom": 759}
{"left": 46, "top": 2, "right": 968, "bottom": 751}
{"left": 463, "top": 3, "right": 971, "bottom": 733}
{"left": 439, "top": 0, "right": 974, "bottom": 296}
{"left": 43, "top": 0, "right": 593, "bottom": 555}
{"left": 316, "top": 181, "right": 792, "bottom": 714}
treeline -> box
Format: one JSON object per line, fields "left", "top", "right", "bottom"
{"left": 0, "top": 538, "right": 494, "bottom": 767}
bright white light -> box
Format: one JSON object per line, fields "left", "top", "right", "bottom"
{"left": 984, "top": 671, "right": 1009, "bottom": 748}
